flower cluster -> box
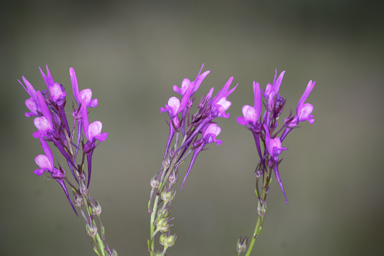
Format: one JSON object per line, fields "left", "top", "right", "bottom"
{"left": 235, "top": 70, "right": 316, "bottom": 255}
{"left": 19, "top": 66, "right": 108, "bottom": 214}
{"left": 237, "top": 69, "right": 316, "bottom": 204}
{"left": 148, "top": 64, "right": 237, "bottom": 255}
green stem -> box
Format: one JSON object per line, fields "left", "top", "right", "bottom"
{"left": 245, "top": 169, "right": 269, "bottom": 256}
{"left": 245, "top": 215, "right": 263, "bottom": 256}
{"left": 150, "top": 195, "right": 160, "bottom": 256}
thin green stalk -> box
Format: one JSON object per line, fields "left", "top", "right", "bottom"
{"left": 245, "top": 168, "right": 269, "bottom": 256}
{"left": 150, "top": 195, "right": 160, "bottom": 256}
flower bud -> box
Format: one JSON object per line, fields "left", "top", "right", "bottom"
{"left": 156, "top": 218, "right": 173, "bottom": 233}
{"left": 159, "top": 233, "right": 177, "bottom": 248}
{"left": 150, "top": 174, "right": 159, "bottom": 189}
{"left": 169, "top": 169, "right": 178, "bottom": 185}
{"left": 236, "top": 235, "right": 248, "bottom": 254}
{"left": 91, "top": 201, "right": 102, "bottom": 216}
{"left": 162, "top": 158, "right": 170, "bottom": 170}
{"left": 74, "top": 193, "right": 83, "bottom": 208}
{"left": 160, "top": 189, "right": 176, "bottom": 204}
{"left": 86, "top": 223, "right": 98, "bottom": 237}
{"left": 80, "top": 182, "right": 88, "bottom": 195}
{"left": 158, "top": 206, "right": 172, "bottom": 219}
{"left": 257, "top": 201, "right": 267, "bottom": 217}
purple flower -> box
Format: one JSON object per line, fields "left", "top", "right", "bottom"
{"left": 81, "top": 99, "right": 108, "bottom": 188}
{"left": 264, "top": 124, "right": 287, "bottom": 161}
{"left": 18, "top": 76, "right": 41, "bottom": 117}
{"left": 237, "top": 81, "right": 261, "bottom": 126}
{"left": 296, "top": 80, "right": 316, "bottom": 124}
{"left": 40, "top": 65, "right": 66, "bottom": 103}
{"left": 262, "top": 70, "right": 285, "bottom": 110}
{"left": 70, "top": 67, "right": 98, "bottom": 108}
{"left": 34, "top": 139, "right": 63, "bottom": 178}
{"left": 181, "top": 123, "right": 223, "bottom": 189}
{"left": 81, "top": 100, "right": 108, "bottom": 143}
{"left": 210, "top": 77, "right": 238, "bottom": 118}
{"left": 33, "top": 91, "right": 54, "bottom": 139}
{"left": 173, "top": 64, "right": 210, "bottom": 96}
{"left": 264, "top": 124, "right": 288, "bottom": 204}
{"left": 34, "top": 139, "right": 77, "bottom": 215}
{"left": 199, "top": 123, "right": 222, "bottom": 146}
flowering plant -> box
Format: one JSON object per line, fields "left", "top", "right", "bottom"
{"left": 19, "top": 65, "right": 316, "bottom": 256}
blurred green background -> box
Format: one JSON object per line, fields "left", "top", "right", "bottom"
{"left": 1, "top": 0, "right": 383, "bottom": 255}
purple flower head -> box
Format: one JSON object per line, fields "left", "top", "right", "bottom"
{"left": 81, "top": 100, "right": 108, "bottom": 143}
{"left": 24, "top": 98, "right": 39, "bottom": 117}
{"left": 161, "top": 80, "right": 193, "bottom": 117}
{"left": 49, "top": 83, "right": 67, "bottom": 102}
{"left": 34, "top": 139, "right": 61, "bottom": 177}
{"left": 296, "top": 80, "right": 316, "bottom": 124}
{"left": 264, "top": 124, "right": 287, "bottom": 161}
{"left": 173, "top": 64, "right": 210, "bottom": 96}
{"left": 70, "top": 67, "right": 98, "bottom": 108}
{"left": 263, "top": 124, "right": 289, "bottom": 204}
{"left": 33, "top": 91, "right": 54, "bottom": 139}
{"left": 210, "top": 77, "right": 238, "bottom": 118}
{"left": 18, "top": 76, "right": 41, "bottom": 117}
{"left": 81, "top": 100, "right": 108, "bottom": 188}
{"left": 200, "top": 123, "right": 222, "bottom": 146}
{"left": 173, "top": 78, "right": 191, "bottom": 96}
{"left": 237, "top": 81, "right": 261, "bottom": 126}
{"left": 181, "top": 123, "right": 223, "bottom": 189}
{"left": 262, "top": 70, "right": 285, "bottom": 110}
{"left": 34, "top": 139, "right": 78, "bottom": 215}
{"left": 39, "top": 65, "right": 66, "bottom": 103}
{"left": 39, "top": 65, "right": 54, "bottom": 88}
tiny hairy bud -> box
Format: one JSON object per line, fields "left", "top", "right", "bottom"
{"left": 159, "top": 233, "right": 177, "bottom": 248}
{"left": 156, "top": 218, "right": 173, "bottom": 233}
{"left": 169, "top": 170, "right": 178, "bottom": 185}
{"left": 236, "top": 235, "right": 248, "bottom": 254}
{"left": 160, "top": 189, "right": 176, "bottom": 204}
{"left": 80, "top": 182, "right": 88, "bottom": 195}
{"left": 91, "top": 201, "right": 102, "bottom": 216}
{"left": 150, "top": 174, "right": 159, "bottom": 189}
{"left": 257, "top": 201, "right": 267, "bottom": 217}
{"left": 86, "top": 223, "right": 98, "bottom": 237}
{"left": 158, "top": 206, "right": 172, "bottom": 219}
{"left": 74, "top": 193, "right": 83, "bottom": 208}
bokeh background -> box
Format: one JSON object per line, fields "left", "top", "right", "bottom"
{"left": 1, "top": 1, "right": 383, "bottom": 255}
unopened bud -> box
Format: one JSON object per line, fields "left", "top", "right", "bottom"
{"left": 80, "top": 182, "right": 88, "bottom": 195}
{"left": 91, "top": 201, "right": 102, "bottom": 216}
{"left": 156, "top": 218, "right": 173, "bottom": 233}
{"left": 160, "top": 189, "right": 176, "bottom": 204}
{"left": 150, "top": 174, "right": 160, "bottom": 189}
{"left": 74, "top": 193, "right": 83, "bottom": 208}
{"left": 257, "top": 201, "right": 267, "bottom": 217}
{"left": 110, "top": 249, "right": 118, "bottom": 256}
{"left": 158, "top": 206, "right": 172, "bottom": 219}
{"left": 236, "top": 235, "right": 248, "bottom": 254}
{"left": 86, "top": 223, "right": 98, "bottom": 237}
{"left": 159, "top": 233, "right": 177, "bottom": 248}
{"left": 169, "top": 169, "right": 178, "bottom": 185}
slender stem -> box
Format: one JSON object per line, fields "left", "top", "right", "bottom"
{"left": 245, "top": 167, "right": 269, "bottom": 256}
{"left": 150, "top": 195, "right": 160, "bottom": 256}
{"left": 245, "top": 215, "right": 262, "bottom": 256}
